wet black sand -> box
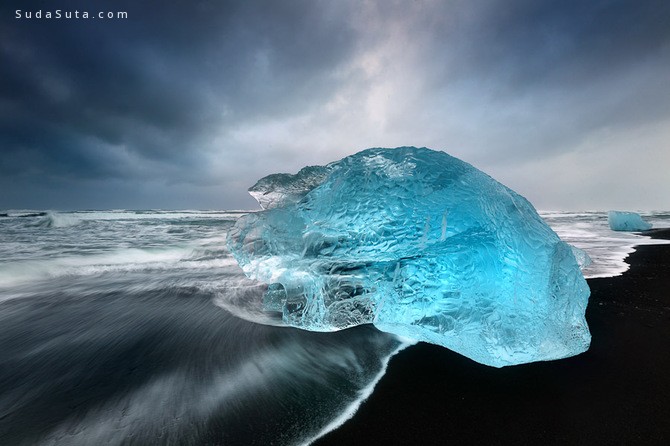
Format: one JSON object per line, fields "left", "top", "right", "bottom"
{"left": 316, "top": 229, "right": 670, "bottom": 445}
{"left": 0, "top": 281, "right": 399, "bottom": 446}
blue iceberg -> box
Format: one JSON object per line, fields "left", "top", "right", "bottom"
{"left": 608, "top": 211, "right": 652, "bottom": 232}
{"left": 228, "top": 147, "right": 591, "bottom": 367}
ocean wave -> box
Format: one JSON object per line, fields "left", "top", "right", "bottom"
{"left": 540, "top": 210, "right": 670, "bottom": 278}
{"left": 0, "top": 286, "right": 401, "bottom": 446}
{"left": 28, "top": 211, "right": 82, "bottom": 229}
{"left": 0, "top": 246, "right": 227, "bottom": 290}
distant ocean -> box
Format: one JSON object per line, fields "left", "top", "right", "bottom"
{"left": 1, "top": 210, "right": 669, "bottom": 445}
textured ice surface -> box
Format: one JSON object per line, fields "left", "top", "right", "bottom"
{"left": 248, "top": 166, "right": 331, "bottom": 210}
{"left": 608, "top": 211, "right": 652, "bottom": 232}
{"left": 570, "top": 245, "right": 592, "bottom": 270}
{"left": 228, "top": 147, "right": 591, "bottom": 367}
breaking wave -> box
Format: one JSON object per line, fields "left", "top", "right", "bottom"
{"left": 29, "top": 211, "right": 82, "bottom": 228}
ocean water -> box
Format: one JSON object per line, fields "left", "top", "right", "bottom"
{"left": 0, "top": 209, "right": 668, "bottom": 445}
{"left": 538, "top": 210, "right": 670, "bottom": 278}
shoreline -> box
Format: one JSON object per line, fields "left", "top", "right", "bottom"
{"left": 315, "top": 229, "right": 670, "bottom": 445}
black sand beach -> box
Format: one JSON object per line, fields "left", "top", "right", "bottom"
{"left": 316, "top": 229, "right": 670, "bottom": 445}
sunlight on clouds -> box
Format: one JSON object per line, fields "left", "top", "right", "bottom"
{"left": 489, "top": 119, "right": 670, "bottom": 210}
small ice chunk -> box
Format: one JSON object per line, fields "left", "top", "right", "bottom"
{"left": 570, "top": 245, "right": 592, "bottom": 270}
{"left": 607, "top": 211, "right": 652, "bottom": 232}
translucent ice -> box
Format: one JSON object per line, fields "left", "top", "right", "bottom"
{"left": 608, "top": 211, "right": 652, "bottom": 232}
{"left": 228, "top": 147, "right": 591, "bottom": 367}
{"left": 248, "top": 165, "right": 331, "bottom": 210}
{"left": 570, "top": 246, "right": 592, "bottom": 270}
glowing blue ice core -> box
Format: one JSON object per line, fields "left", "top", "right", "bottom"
{"left": 228, "top": 147, "right": 591, "bottom": 367}
{"left": 608, "top": 211, "right": 652, "bottom": 232}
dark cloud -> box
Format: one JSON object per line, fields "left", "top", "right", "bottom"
{"left": 1, "top": 0, "right": 668, "bottom": 209}
{"left": 0, "top": 0, "right": 365, "bottom": 208}
{"left": 399, "top": 0, "right": 670, "bottom": 158}
{"left": 419, "top": 0, "right": 670, "bottom": 88}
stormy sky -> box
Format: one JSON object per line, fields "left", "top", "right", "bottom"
{"left": 1, "top": 0, "right": 669, "bottom": 210}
